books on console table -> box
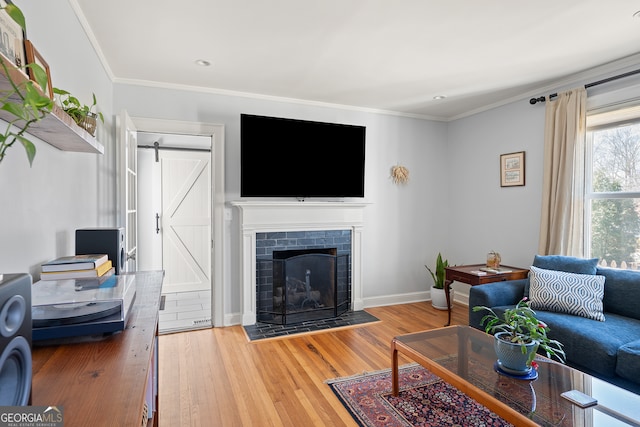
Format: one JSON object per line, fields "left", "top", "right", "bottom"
{"left": 41, "top": 254, "right": 109, "bottom": 272}
{"left": 73, "top": 270, "right": 118, "bottom": 288}
{"left": 40, "top": 261, "right": 114, "bottom": 280}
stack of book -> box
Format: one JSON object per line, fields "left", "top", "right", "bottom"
{"left": 40, "top": 254, "right": 114, "bottom": 281}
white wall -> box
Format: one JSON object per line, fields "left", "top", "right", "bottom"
{"left": 444, "top": 99, "right": 546, "bottom": 297}
{"left": 446, "top": 67, "right": 640, "bottom": 298}
{"left": 4, "top": 1, "right": 640, "bottom": 323}
{"left": 112, "top": 84, "right": 449, "bottom": 317}
{"left": 447, "top": 100, "right": 546, "bottom": 267}
{"left": 0, "top": 1, "right": 114, "bottom": 278}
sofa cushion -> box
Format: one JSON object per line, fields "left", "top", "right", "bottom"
{"left": 617, "top": 340, "right": 640, "bottom": 383}
{"left": 533, "top": 255, "right": 599, "bottom": 275}
{"left": 596, "top": 267, "right": 640, "bottom": 321}
{"left": 528, "top": 266, "right": 605, "bottom": 321}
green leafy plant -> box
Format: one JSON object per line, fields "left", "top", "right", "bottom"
{"left": 425, "top": 252, "right": 448, "bottom": 289}
{"left": 0, "top": 4, "right": 55, "bottom": 166}
{"left": 53, "top": 88, "right": 104, "bottom": 126}
{"left": 473, "top": 298, "right": 565, "bottom": 366}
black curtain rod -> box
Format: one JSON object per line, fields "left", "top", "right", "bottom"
{"left": 529, "top": 68, "right": 640, "bottom": 105}
{"left": 139, "top": 141, "right": 211, "bottom": 162}
{"left": 138, "top": 144, "right": 210, "bottom": 153}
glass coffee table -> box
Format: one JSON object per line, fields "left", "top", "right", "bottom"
{"left": 391, "top": 325, "right": 640, "bottom": 426}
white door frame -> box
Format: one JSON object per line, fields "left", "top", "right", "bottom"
{"left": 131, "top": 117, "right": 225, "bottom": 328}
{"left": 117, "top": 111, "right": 138, "bottom": 272}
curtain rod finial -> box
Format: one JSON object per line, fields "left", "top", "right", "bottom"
{"left": 529, "top": 96, "right": 545, "bottom": 105}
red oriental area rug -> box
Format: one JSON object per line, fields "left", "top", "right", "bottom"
{"left": 326, "top": 364, "right": 513, "bottom": 427}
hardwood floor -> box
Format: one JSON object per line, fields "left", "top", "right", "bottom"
{"left": 158, "top": 301, "right": 469, "bottom": 426}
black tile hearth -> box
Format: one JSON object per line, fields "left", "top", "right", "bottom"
{"left": 243, "top": 310, "right": 379, "bottom": 341}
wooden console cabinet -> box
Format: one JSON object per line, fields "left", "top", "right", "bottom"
{"left": 31, "top": 270, "right": 164, "bottom": 426}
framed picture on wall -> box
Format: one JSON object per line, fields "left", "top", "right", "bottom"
{"left": 25, "top": 40, "right": 53, "bottom": 98}
{"left": 500, "top": 151, "right": 525, "bottom": 187}
{"left": 0, "top": 0, "right": 26, "bottom": 72}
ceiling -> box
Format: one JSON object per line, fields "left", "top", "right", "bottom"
{"left": 73, "top": 0, "right": 640, "bottom": 121}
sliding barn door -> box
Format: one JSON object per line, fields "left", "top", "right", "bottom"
{"left": 160, "top": 150, "right": 211, "bottom": 293}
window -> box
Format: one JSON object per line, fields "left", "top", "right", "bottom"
{"left": 585, "top": 105, "right": 640, "bottom": 268}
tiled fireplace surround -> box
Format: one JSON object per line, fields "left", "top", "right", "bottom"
{"left": 232, "top": 201, "right": 366, "bottom": 325}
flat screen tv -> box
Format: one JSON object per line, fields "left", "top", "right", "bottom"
{"left": 240, "top": 114, "right": 366, "bottom": 198}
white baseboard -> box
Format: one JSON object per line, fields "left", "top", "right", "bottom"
{"left": 362, "top": 289, "right": 468, "bottom": 308}
{"left": 225, "top": 313, "right": 243, "bottom": 327}
{"left": 223, "top": 290, "right": 470, "bottom": 326}
{"left": 362, "top": 291, "right": 429, "bottom": 308}
{"left": 457, "top": 291, "right": 469, "bottom": 307}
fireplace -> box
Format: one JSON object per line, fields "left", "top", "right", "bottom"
{"left": 231, "top": 201, "right": 367, "bottom": 326}
{"left": 257, "top": 246, "right": 350, "bottom": 325}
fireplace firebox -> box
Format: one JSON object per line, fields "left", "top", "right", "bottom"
{"left": 257, "top": 247, "right": 350, "bottom": 325}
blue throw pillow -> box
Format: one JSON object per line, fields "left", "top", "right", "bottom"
{"left": 528, "top": 266, "right": 605, "bottom": 321}
{"left": 533, "top": 255, "right": 599, "bottom": 275}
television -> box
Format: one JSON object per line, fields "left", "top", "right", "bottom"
{"left": 240, "top": 114, "right": 366, "bottom": 198}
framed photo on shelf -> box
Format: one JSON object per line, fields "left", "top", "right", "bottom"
{"left": 25, "top": 40, "right": 53, "bottom": 98}
{"left": 0, "top": 0, "right": 26, "bottom": 71}
{"left": 500, "top": 151, "right": 525, "bottom": 187}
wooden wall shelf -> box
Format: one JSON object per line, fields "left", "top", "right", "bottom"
{"left": 0, "top": 61, "right": 104, "bottom": 154}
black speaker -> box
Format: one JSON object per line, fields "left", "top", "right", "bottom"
{"left": 76, "top": 228, "right": 126, "bottom": 274}
{"left": 0, "top": 273, "right": 32, "bottom": 406}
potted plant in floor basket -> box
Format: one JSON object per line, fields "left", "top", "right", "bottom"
{"left": 53, "top": 88, "right": 104, "bottom": 136}
{"left": 426, "top": 253, "right": 453, "bottom": 310}
{"left": 473, "top": 298, "right": 565, "bottom": 375}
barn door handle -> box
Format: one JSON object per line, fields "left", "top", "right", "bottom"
{"left": 155, "top": 213, "right": 160, "bottom": 234}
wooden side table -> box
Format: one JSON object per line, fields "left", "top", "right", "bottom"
{"left": 444, "top": 264, "right": 529, "bottom": 326}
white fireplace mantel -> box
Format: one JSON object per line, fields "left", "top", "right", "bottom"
{"left": 231, "top": 201, "right": 368, "bottom": 325}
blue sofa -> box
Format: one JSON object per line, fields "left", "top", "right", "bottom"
{"left": 469, "top": 255, "right": 640, "bottom": 394}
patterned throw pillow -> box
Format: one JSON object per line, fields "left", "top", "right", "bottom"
{"left": 528, "top": 265, "right": 606, "bottom": 321}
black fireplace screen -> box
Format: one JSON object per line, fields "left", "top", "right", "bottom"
{"left": 257, "top": 248, "right": 350, "bottom": 325}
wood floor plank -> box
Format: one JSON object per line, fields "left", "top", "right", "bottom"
{"left": 159, "top": 301, "right": 469, "bottom": 426}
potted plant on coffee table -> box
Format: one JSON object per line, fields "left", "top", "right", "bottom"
{"left": 473, "top": 298, "right": 565, "bottom": 375}
{"left": 426, "top": 252, "right": 453, "bottom": 310}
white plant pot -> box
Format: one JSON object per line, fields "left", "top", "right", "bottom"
{"left": 431, "top": 286, "right": 454, "bottom": 310}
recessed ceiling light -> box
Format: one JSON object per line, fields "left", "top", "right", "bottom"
{"left": 195, "top": 59, "right": 212, "bottom": 67}
{"left": 433, "top": 95, "right": 446, "bottom": 100}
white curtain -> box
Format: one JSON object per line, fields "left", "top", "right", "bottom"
{"left": 538, "top": 87, "right": 587, "bottom": 256}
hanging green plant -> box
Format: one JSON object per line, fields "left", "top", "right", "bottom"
{"left": 0, "top": 4, "right": 55, "bottom": 166}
